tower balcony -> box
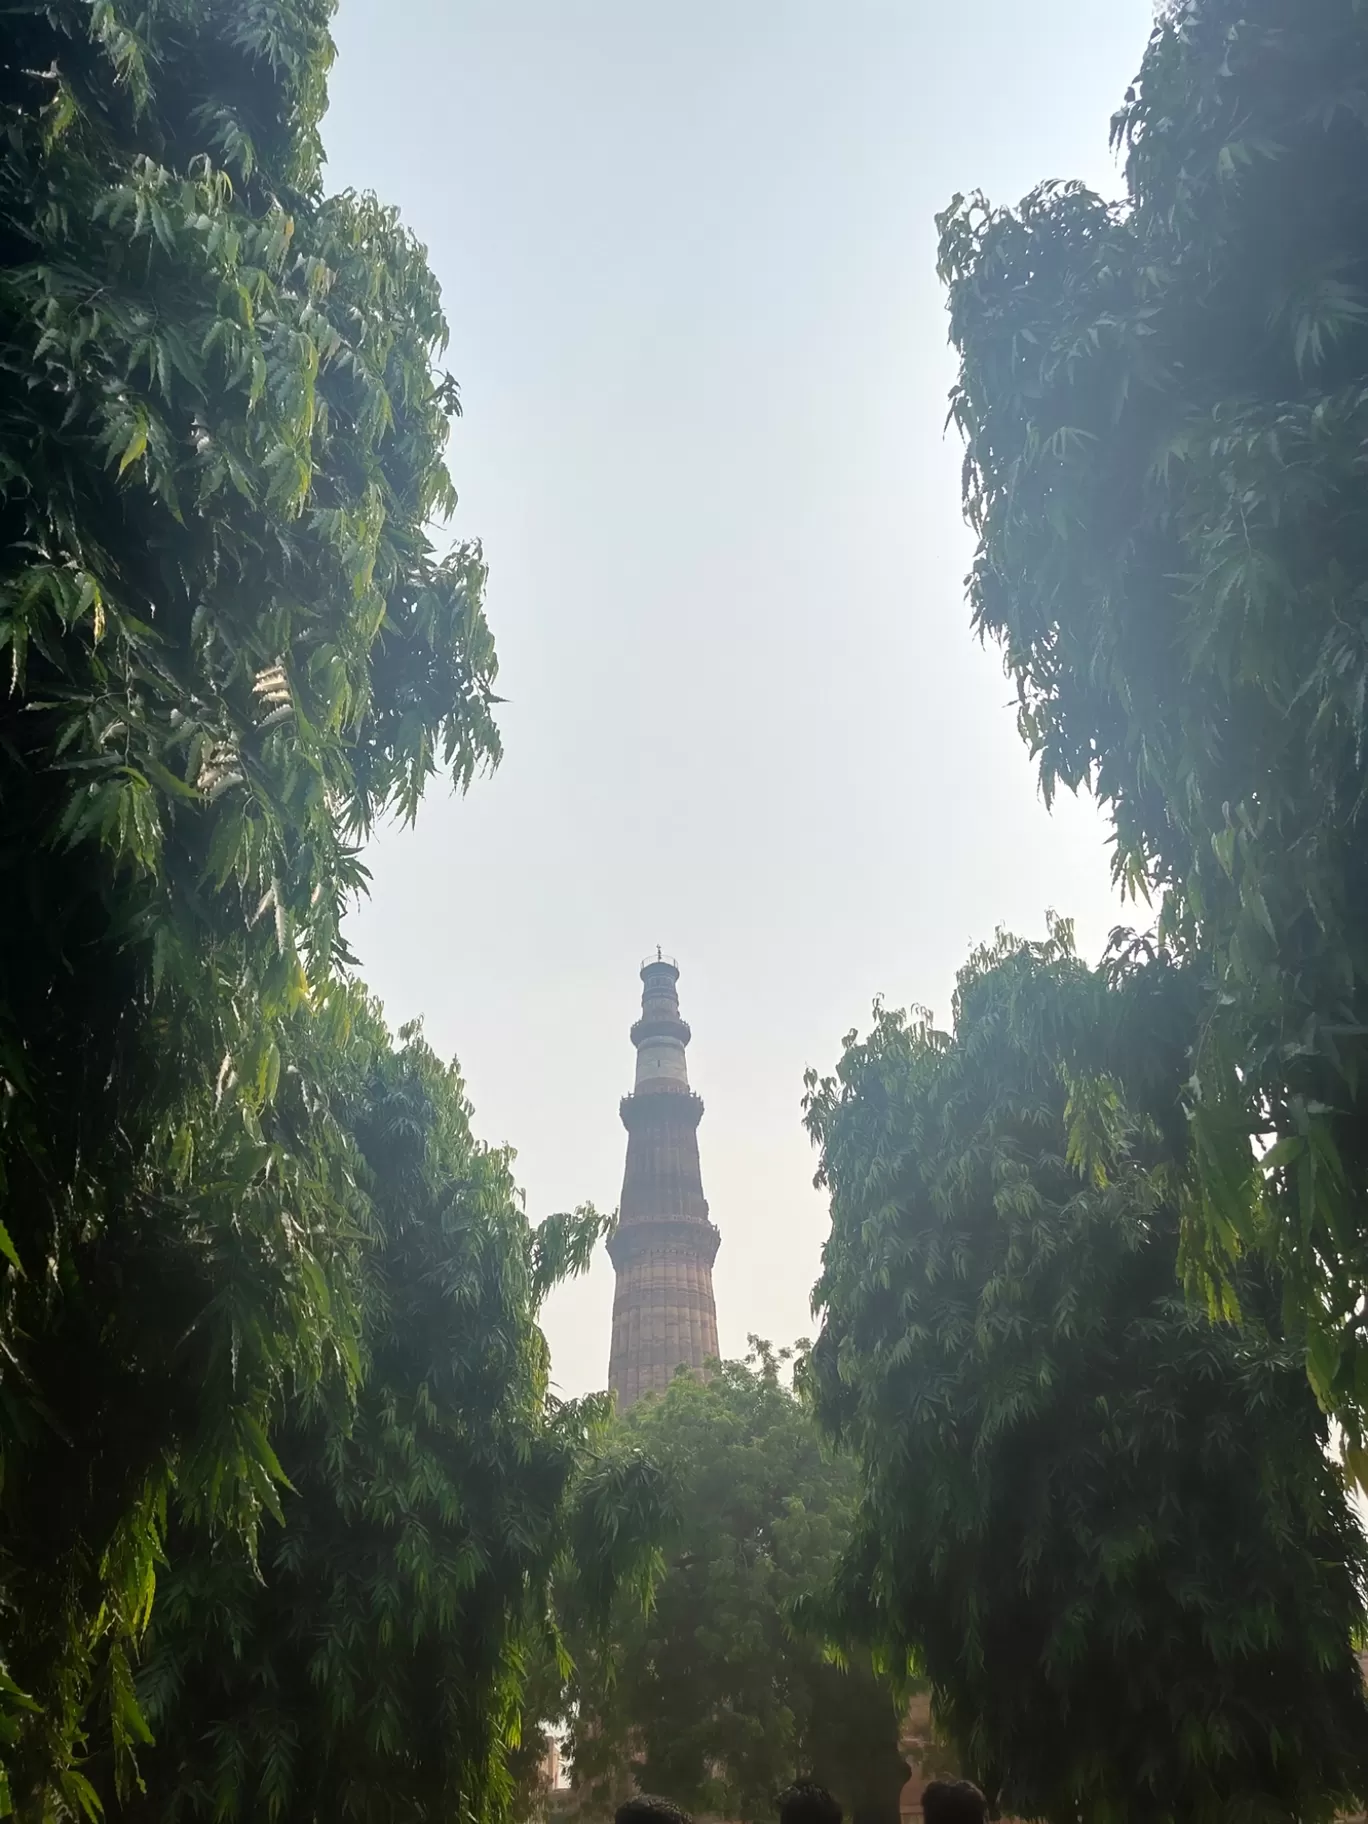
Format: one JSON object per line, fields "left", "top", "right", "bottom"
{"left": 607, "top": 1215, "right": 721, "bottom": 1270}
{"left": 620, "top": 1089, "right": 704, "bottom": 1132}
{"left": 630, "top": 1013, "right": 691, "bottom": 1048}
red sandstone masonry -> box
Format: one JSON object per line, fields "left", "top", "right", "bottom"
{"left": 607, "top": 956, "right": 721, "bottom": 1411}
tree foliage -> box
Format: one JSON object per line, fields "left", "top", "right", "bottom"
{"left": 98, "top": 1005, "right": 664, "bottom": 1824}
{"left": 806, "top": 930, "right": 1368, "bottom": 1824}
{"left": 936, "top": 0, "right": 1368, "bottom": 1431}
{"left": 0, "top": 0, "right": 499, "bottom": 1804}
{"left": 568, "top": 1349, "right": 908, "bottom": 1824}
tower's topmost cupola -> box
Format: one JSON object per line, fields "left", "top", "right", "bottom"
{"left": 630, "top": 951, "right": 693, "bottom": 1093}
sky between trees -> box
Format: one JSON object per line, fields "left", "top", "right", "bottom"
{"left": 326, "top": 0, "right": 1157, "bottom": 1398}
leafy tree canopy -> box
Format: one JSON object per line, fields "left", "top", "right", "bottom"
{"left": 0, "top": 0, "right": 498, "bottom": 1803}
{"left": 936, "top": 0, "right": 1368, "bottom": 1430}
{"left": 806, "top": 928, "right": 1368, "bottom": 1824}
{"left": 98, "top": 1003, "right": 664, "bottom": 1824}
{"left": 568, "top": 1348, "right": 908, "bottom": 1824}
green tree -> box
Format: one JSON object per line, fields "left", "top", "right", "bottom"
{"left": 0, "top": 0, "right": 498, "bottom": 1804}
{"left": 936, "top": 0, "right": 1368, "bottom": 1432}
{"left": 569, "top": 1349, "right": 908, "bottom": 1824}
{"left": 97, "top": 1003, "right": 663, "bottom": 1824}
{"left": 805, "top": 928, "right": 1368, "bottom": 1824}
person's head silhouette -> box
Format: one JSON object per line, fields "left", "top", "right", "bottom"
{"left": 615, "top": 1797, "right": 694, "bottom": 1824}
{"left": 922, "top": 1780, "right": 988, "bottom": 1824}
{"left": 777, "top": 1781, "right": 842, "bottom": 1824}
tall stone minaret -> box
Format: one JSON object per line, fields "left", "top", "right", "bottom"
{"left": 607, "top": 953, "right": 721, "bottom": 1410}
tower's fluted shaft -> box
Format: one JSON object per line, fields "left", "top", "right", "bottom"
{"left": 607, "top": 956, "right": 720, "bottom": 1410}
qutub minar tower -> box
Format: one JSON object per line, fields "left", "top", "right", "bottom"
{"left": 607, "top": 953, "right": 721, "bottom": 1410}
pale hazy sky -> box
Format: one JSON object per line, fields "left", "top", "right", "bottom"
{"left": 324, "top": 1, "right": 1156, "bottom": 1399}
